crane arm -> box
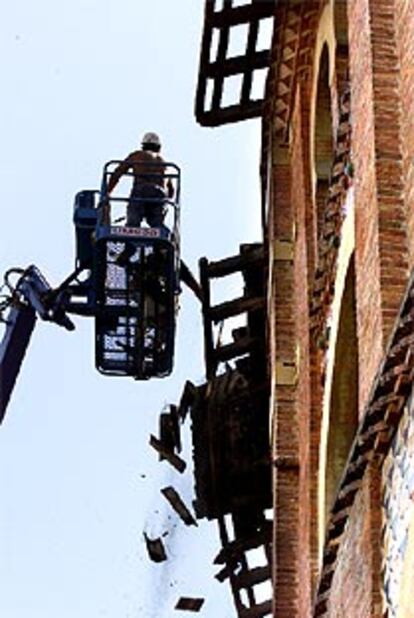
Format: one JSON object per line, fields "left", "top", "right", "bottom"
{"left": 0, "top": 265, "right": 76, "bottom": 423}
{"left": 0, "top": 303, "right": 36, "bottom": 423}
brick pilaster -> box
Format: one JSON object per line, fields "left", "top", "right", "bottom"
{"left": 348, "top": 0, "right": 409, "bottom": 413}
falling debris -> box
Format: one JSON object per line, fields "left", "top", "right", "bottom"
{"left": 160, "top": 405, "right": 181, "bottom": 453}
{"left": 177, "top": 380, "right": 198, "bottom": 420}
{"left": 143, "top": 533, "right": 167, "bottom": 563}
{"left": 175, "top": 597, "right": 205, "bottom": 612}
{"left": 149, "top": 435, "right": 187, "bottom": 474}
{"left": 214, "top": 563, "right": 233, "bottom": 583}
{"left": 161, "top": 486, "right": 198, "bottom": 526}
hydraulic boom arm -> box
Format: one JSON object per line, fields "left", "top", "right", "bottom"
{"left": 0, "top": 266, "right": 75, "bottom": 423}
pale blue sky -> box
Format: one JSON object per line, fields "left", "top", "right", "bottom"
{"left": 0, "top": 2, "right": 262, "bottom": 616}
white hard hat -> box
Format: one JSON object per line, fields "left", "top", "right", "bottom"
{"left": 142, "top": 132, "right": 161, "bottom": 147}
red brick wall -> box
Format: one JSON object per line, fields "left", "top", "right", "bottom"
{"left": 347, "top": 0, "right": 409, "bottom": 413}
{"left": 327, "top": 465, "right": 383, "bottom": 618}
{"left": 267, "top": 1, "right": 413, "bottom": 615}
{"left": 368, "top": 0, "right": 409, "bottom": 338}
{"left": 270, "top": 156, "right": 300, "bottom": 617}
{"left": 292, "top": 90, "right": 312, "bottom": 618}
{"left": 270, "top": 89, "right": 312, "bottom": 617}
{"left": 322, "top": 0, "right": 410, "bottom": 614}
{"left": 394, "top": 0, "right": 414, "bottom": 268}
{"left": 347, "top": 0, "right": 384, "bottom": 413}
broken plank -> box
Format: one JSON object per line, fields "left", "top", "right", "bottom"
{"left": 178, "top": 380, "right": 198, "bottom": 421}
{"left": 214, "top": 563, "right": 233, "bottom": 583}
{"left": 160, "top": 408, "right": 181, "bottom": 455}
{"left": 175, "top": 597, "right": 205, "bottom": 612}
{"left": 149, "top": 435, "right": 186, "bottom": 474}
{"left": 143, "top": 533, "right": 167, "bottom": 563}
{"left": 161, "top": 486, "right": 198, "bottom": 526}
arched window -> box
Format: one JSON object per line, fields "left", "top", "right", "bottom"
{"left": 325, "top": 255, "right": 358, "bottom": 517}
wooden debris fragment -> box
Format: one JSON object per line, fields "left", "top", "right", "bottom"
{"left": 161, "top": 486, "right": 198, "bottom": 526}
{"left": 178, "top": 380, "right": 198, "bottom": 420}
{"left": 160, "top": 405, "right": 181, "bottom": 454}
{"left": 149, "top": 435, "right": 186, "bottom": 474}
{"left": 143, "top": 533, "right": 167, "bottom": 563}
{"left": 175, "top": 597, "right": 205, "bottom": 612}
{"left": 214, "top": 563, "right": 233, "bottom": 582}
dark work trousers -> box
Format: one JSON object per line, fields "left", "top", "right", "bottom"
{"left": 127, "top": 185, "right": 166, "bottom": 228}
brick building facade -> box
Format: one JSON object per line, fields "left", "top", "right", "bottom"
{"left": 194, "top": 0, "right": 414, "bottom": 616}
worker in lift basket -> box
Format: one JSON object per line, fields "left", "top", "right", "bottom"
{"left": 106, "top": 132, "right": 173, "bottom": 228}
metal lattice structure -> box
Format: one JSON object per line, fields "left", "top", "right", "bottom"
{"left": 154, "top": 243, "right": 272, "bottom": 617}
{"left": 196, "top": 243, "right": 272, "bottom": 617}
{"left": 195, "top": 0, "right": 276, "bottom": 126}
{"left": 95, "top": 240, "right": 176, "bottom": 379}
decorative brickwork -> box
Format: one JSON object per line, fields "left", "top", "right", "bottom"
{"left": 270, "top": 155, "right": 302, "bottom": 616}
{"left": 309, "top": 81, "right": 353, "bottom": 589}
{"left": 262, "top": 0, "right": 323, "bottom": 181}
{"left": 268, "top": 88, "right": 315, "bottom": 617}
{"left": 314, "top": 268, "right": 414, "bottom": 616}
{"left": 394, "top": 0, "right": 414, "bottom": 269}
{"left": 291, "top": 90, "right": 312, "bottom": 618}
{"left": 265, "top": 2, "right": 348, "bottom": 610}
{"left": 263, "top": 1, "right": 323, "bottom": 145}
{"left": 309, "top": 86, "right": 352, "bottom": 351}
{"left": 266, "top": 1, "right": 413, "bottom": 614}
{"left": 348, "top": 0, "right": 409, "bottom": 412}
{"left": 326, "top": 466, "right": 382, "bottom": 618}
{"left": 195, "top": 1, "right": 414, "bottom": 616}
